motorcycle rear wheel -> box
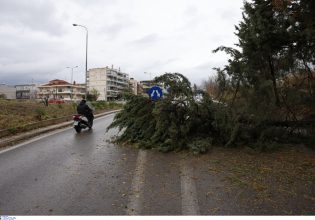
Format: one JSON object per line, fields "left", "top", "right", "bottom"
{"left": 74, "top": 126, "right": 82, "bottom": 133}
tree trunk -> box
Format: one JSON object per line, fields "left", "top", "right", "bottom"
{"left": 303, "top": 59, "right": 314, "bottom": 97}
{"left": 268, "top": 55, "right": 280, "bottom": 106}
{"left": 231, "top": 79, "right": 240, "bottom": 106}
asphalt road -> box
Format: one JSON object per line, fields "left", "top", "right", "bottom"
{"left": 0, "top": 114, "right": 138, "bottom": 215}
{"left": 0, "top": 114, "right": 188, "bottom": 215}
{"left": 1, "top": 114, "right": 314, "bottom": 215}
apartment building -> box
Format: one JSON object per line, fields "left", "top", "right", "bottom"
{"left": 139, "top": 80, "right": 154, "bottom": 93}
{"left": 88, "top": 66, "right": 129, "bottom": 101}
{"left": 15, "top": 84, "right": 38, "bottom": 99}
{"left": 37, "top": 79, "right": 85, "bottom": 101}
{"left": 129, "top": 78, "right": 143, "bottom": 95}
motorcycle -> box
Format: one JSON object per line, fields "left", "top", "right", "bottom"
{"left": 72, "top": 114, "right": 92, "bottom": 133}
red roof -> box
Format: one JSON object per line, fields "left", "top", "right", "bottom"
{"left": 43, "top": 79, "right": 70, "bottom": 86}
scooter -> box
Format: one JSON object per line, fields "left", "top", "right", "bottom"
{"left": 72, "top": 114, "right": 92, "bottom": 133}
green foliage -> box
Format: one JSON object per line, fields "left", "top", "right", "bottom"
{"left": 35, "top": 108, "right": 47, "bottom": 121}
{"left": 108, "top": 94, "right": 155, "bottom": 144}
{"left": 89, "top": 101, "right": 123, "bottom": 111}
{"left": 8, "top": 127, "right": 17, "bottom": 134}
{"left": 72, "top": 102, "right": 77, "bottom": 112}
{"left": 107, "top": 72, "right": 292, "bottom": 152}
{"left": 211, "top": 0, "right": 315, "bottom": 147}
{"left": 108, "top": 73, "right": 219, "bottom": 153}
{"left": 87, "top": 88, "right": 100, "bottom": 101}
{"left": 0, "top": 94, "right": 7, "bottom": 99}
{"left": 188, "top": 137, "right": 213, "bottom": 154}
{"left": 92, "top": 101, "right": 107, "bottom": 110}
{"left": 108, "top": 0, "right": 315, "bottom": 152}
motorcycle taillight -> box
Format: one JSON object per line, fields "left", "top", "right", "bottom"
{"left": 73, "top": 115, "right": 81, "bottom": 120}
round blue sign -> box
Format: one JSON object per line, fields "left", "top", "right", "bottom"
{"left": 148, "top": 86, "right": 163, "bottom": 101}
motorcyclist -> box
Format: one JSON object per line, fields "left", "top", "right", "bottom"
{"left": 76, "top": 99, "right": 94, "bottom": 129}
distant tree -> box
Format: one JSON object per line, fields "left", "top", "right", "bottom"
{"left": 202, "top": 76, "right": 220, "bottom": 99}
{"left": 0, "top": 94, "right": 7, "bottom": 99}
{"left": 91, "top": 88, "right": 100, "bottom": 100}
{"left": 87, "top": 88, "right": 100, "bottom": 101}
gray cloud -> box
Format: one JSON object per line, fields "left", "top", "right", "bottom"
{"left": 97, "top": 18, "right": 136, "bottom": 40}
{"left": 71, "top": 0, "right": 116, "bottom": 8}
{"left": 102, "top": 23, "right": 126, "bottom": 37}
{"left": 184, "top": 5, "right": 199, "bottom": 17}
{"left": 0, "top": 0, "right": 66, "bottom": 36}
{"left": 141, "top": 58, "right": 179, "bottom": 72}
{"left": 0, "top": 0, "right": 244, "bottom": 86}
{"left": 180, "top": 60, "right": 228, "bottom": 86}
{"left": 130, "top": 33, "right": 160, "bottom": 45}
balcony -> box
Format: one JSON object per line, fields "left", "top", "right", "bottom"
{"left": 56, "top": 90, "right": 72, "bottom": 94}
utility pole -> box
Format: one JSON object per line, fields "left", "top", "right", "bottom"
{"left": 66, "top": 66, "right": 78, "bottom": 100}
{"left": 73, "top": 24, "right": 88, "bottom": 99}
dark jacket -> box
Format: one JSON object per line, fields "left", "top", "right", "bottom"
{"left": 77, "top": 100, "right": 93, "bottom": 117}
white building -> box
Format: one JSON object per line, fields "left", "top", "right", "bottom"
{"left": 140, "top": 80, "right": 154, "bottom": 94}
{"left": 37, "top": 79, "right": 85, "bottom": 101}
{"left": 88, "top": 66, "right": 129, "bottom": 101}
{"left": 15, "top": 84, "right": 38, "bottom": 99}
{"left": 129, "top": 78, "right": 140, "bottom": 95}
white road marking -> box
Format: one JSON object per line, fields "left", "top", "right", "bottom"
{"left": 127, "top": 150, "right": 147, "bottom": 215}
{"left": 0, "top": 114, "right": 114, "bottom": 155}
{"left": 0, "top": 127, "right": 71, "bottom": 155}
{"left": 180, "top": 159, "right": 200, "bottom": 215}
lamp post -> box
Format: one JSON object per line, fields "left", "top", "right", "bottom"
{"left": 66, "top": 65, "right": 78, "bottom": 84}
{"left": 73, "top": 24, "right": 88, "bottom": 100}
{"left": 144, "top": 72, "right": 152, "bottom": 81}
{"left": 144, "top": 72, "right": 152, "bottom": 87}
{"left": 66, "top": 65, "right": 78, "bottom": 100}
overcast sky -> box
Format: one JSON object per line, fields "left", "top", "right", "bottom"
{"left": 0, "top": 0, "right": 244, "bottom": 86}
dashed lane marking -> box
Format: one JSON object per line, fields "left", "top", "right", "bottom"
{"left": 127, "top": 150, "right": 147, "bottom": 215}
{"left": 180, "top": 159, "right": 200, "bottom": 215}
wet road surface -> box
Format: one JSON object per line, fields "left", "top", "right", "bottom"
{"left": 0, "top": 114, "right": 314, "bottom": 215}
{"left": 0, "top": 114, "right": 138, "bottom": 215}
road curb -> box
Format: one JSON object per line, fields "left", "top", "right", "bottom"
{"left": 0, "top": 110, "right": 120, "bottom": 149}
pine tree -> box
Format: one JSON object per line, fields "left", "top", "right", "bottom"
{"left": 107, "top": 73, "right": 218, "bottom": 153}
{"left": 212, "top": 0, "right": 315, "bottom": 147}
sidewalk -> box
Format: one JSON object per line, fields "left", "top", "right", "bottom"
{"left": 0, "top": 110, "right": 120, "bottom": 149}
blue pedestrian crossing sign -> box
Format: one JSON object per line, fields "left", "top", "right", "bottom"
{"left": 148, "top": 86, "right": 163, "bottom": 101}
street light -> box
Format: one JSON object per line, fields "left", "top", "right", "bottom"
{"left": 73, "top": 23, "right": 88, "bottom": 99}
{"left": 144, "top": 72, "right": 152, "bottom": 81}
{"left": 66, "top": 65, "right": 78, "bottom": 100}
{"left": 144, "top": 72, "right": 152, "bottom": 87}
{"left": 66, "top": 66, "right": 78, "bottom": 84}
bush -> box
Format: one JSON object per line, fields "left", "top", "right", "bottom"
{"left": 35, "top": 108, "right": 47, "bottom": 121}
{"left": 0, "top": 94, "right": 7, "bottom": 99}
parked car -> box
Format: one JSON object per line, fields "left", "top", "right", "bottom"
{"left": 48, "top": 100, "right": 65, "bottom": 104}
